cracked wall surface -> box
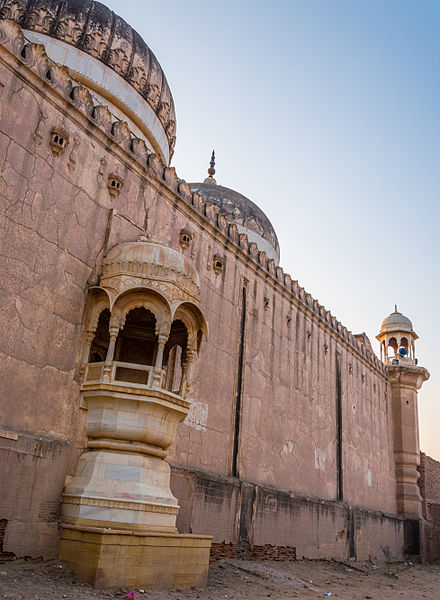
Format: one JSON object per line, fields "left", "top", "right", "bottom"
{"left": 0, "top": 29, "right": 400, "bottom": 559}
{"left": 419, "top": 453, "right": 440, "bottom": 562}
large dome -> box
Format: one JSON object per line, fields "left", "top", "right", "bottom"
{"left": 190, "top": 182, "right": 280, "bottom": 264}
{"left": 0, "top": 0, "right": 176, "bottom": 163}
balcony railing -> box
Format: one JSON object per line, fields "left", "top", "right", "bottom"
{"left": 83, "top": 361, "right": 155, "bottom": 388}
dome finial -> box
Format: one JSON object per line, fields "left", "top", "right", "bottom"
{"left": 208, "top": 150, "right": 215, "bottom": 176}
{"left": 203, "top": 150, "right": 217, "bottom": 185}
{"left": 395, "top": 304, "right": 398, "bottom": 313}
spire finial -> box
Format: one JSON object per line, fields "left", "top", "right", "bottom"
{"left": 203, "top": 149, "right": 217, "bottom": 184}
{"left": 395, "top": 304, "right": 398, "bottom": 313}
{"left": 208, "top": 150, "right": 215, "bottom": 177}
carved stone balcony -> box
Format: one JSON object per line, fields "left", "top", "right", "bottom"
{"left": 59, "top": 238, "right": 211, "bottom": 589}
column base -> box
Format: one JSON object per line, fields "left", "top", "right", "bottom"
{"left": 59, "top": 524, "right": 212, "bottom": 590}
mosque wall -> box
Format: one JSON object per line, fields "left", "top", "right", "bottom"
{"left": 419, "top": 453, "right": 440, "bottom": 562}
{"left": 170, "top": 467, "right": 404, "bottom": 561}
{"left": 0, "top": 22, "right": 402, "bottom": 560}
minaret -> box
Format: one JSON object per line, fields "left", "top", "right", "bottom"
{"left": 203, "top": 150, "right": 217, "bottom": 184}
{"left": 377, "top": 308, "right": 429, "bottom": 520}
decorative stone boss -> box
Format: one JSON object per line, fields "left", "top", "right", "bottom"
{"left": 59, "top": 238, "right": 211, "bottom": 589}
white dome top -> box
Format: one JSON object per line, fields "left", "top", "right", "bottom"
{"left": 378, "top": 309, "right": 417, "bottom": 339}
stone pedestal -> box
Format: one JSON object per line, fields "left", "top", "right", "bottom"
{"left": 59, "top": 526, "right": 212, "bottom": 589}
{"left": 59, "top": 382, "right": 212, "bottom": 588}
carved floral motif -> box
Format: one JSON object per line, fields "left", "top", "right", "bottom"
{"left": 0, "top": 1, "right": 24, "bottom": 22}
{"left": 1, "top": 1, "right": 176, "bottom": 153}
{"left": 147, "top": 83, "right": 160, "bottom": 110}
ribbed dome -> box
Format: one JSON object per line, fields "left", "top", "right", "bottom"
{"left": 102, "top": 239, "right": 200, "bottom": 295}
{"left": 1, "top": 0, "right": 176, "bottom": 161}
{"left": 190, "top": 182, "right": 280, "bottom": 264}
{"left": 379, "top": 310, "right": 416, "bottom": 336}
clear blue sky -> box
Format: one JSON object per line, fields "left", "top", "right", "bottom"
{"left": 104, "top": 0, "right": 440, "bottom": 459}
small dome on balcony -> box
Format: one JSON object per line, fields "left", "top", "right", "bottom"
{"left": 102, "top": 237, "right": 200, "bottom": 303}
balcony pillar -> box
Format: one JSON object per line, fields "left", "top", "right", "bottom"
{"left": 79, "top": 328, "right": 96, "bottom": 379}
{"left": 179, "top": 347, "right": 196, "bottom": 398}
{"left": 102, "top": 326, "right": 119, "bottom": 382}
{"left": 152, "top": 333, "right": 168, "bottom": 389}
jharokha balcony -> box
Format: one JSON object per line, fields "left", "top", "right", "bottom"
{"left": 60, "top": 238, "right": 207, "bottom": 534}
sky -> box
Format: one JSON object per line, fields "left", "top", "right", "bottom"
{"left": 104, "top": 0, "right": 440, "bottom": 459}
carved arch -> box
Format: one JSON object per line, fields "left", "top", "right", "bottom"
{"left": 400, "top": 336, "right": 409, "bottom": 349}
{"left": 112, "top": 287, "right": 172, "bottom": 336}
{"left": 84, "top": 287, "right": 111, "bottom": 333}
{"left": 173, "top": 301, "right": 208, "bottom": 353}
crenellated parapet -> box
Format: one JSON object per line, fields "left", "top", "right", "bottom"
{"left": 0, "top": 17, "right": 386, "bottom": 376}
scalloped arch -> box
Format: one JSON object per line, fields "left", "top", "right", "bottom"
{"left": 112, "top": 287, "right": 172, "bottom": 335}
{"left": 173, "top": 301, "right": 208, "bottom": 352}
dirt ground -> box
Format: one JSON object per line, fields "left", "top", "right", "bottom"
{"left": 0, "top": 557, "right": 439, "bottom": 600}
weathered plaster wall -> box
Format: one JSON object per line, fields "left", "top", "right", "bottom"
{"left": 170, "top": 466, "right": 404, "bottom": 561}
{"left": 419, "top": 453, "right": 440, "bottom": 562}
{"left": 0, "top": 431, "right": 71, "bottom": 559}
{"left": 0, "top": 23, "right": 399, "bottom": 559}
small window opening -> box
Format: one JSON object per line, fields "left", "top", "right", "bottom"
{"left": 264, "top": 297, "right": 270, "bottom": 311}
{"left": 307, "top": 330, "right": 311, "bottom": 341}
{"left": 107, "top": 174, "right": 124, "bottom": 197}
{"left": 348, "top": 363, "right": 353, "bottom": 375}
{"left": 179, "top": 229, "right": 193, "bottom": 250}
{"left": 324, "top": 344, "right": 329, "bottom": 355}
{"left": 213, "top": 255, "right": 224, "bottom": 274}
{"left": 50, "top": 128, "right": 68, "bottom": 156}
{"left": 286, "top": 315, "right": 292, "bottom": 327}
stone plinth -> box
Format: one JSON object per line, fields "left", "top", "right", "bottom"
{"left": 60, "top": 381, "right": 212, "bottom": 587}
{"left": 59, "top": 525, "right": 212, "bottom": 589}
